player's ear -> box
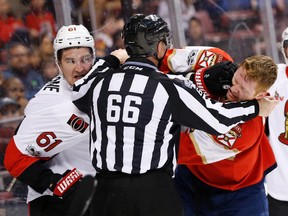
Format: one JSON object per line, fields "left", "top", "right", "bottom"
{"left": 255, "top": 91, "right": 269, "bottom": 100}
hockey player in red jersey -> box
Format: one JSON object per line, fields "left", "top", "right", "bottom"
{"left": 174, "top": 55, "right": 278, "bottom": 216}
{"left": 3, "top": 24, "right": 127, "bottom": 216}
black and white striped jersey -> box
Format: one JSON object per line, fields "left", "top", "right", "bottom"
{"left": 72, "top": 58, "right": 259, "bottom": 176}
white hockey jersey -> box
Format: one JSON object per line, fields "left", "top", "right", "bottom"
{"left": 4, "top": 74, "right": 95, "bottom": 202}
{"left": 266, "top": 63, "right": 288, "bottom": 201}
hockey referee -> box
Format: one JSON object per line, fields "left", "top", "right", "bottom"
{"left": 72, "top": 14, "right": 278, "bottom": 216}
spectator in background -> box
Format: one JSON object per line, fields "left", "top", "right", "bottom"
{"left": 9, "top": 28, "right": 32, "bottom": 52}
{"left": 0, "top": 47, "right": 8, "bottom": 71}
{"left": 0, "top": 97, "right": 22, "bottom": 175}
{"left": 29, "top": 32, "right": 54, "bottom": 71}
{"left": 22, "top": 0, "right": 57, "bottom": 41}
{"left": 0, "top": 97, "right": 21, "bottom": 127}
{"left": 80, "top": 0, "right": 121, "bottom": 28}
{"left": 130, "top": 0, "right": 152, "bottom": 15}
{"left": 40, "top": 56, "right": 59, "bottom": 82}
{"left": 38, "top": 31, "right": 54, "bottom": 61}
{"left": 185, "top": 16, "right": 207, "bottom": 46}
{"left": 219, "top": 0, "right": 255, "bottom": 11}
{"left": 194, "top": 0, "right": 224, "bottom": 32}
{"left": 158, "top": 0, "right": 196, "bottom": 30}
{"left": 0, "top": 0, "right": 25, "bottom": 47}
{"left": 2, "top": 77, "right": 28, "bottom": 115}
{"left": 0, "top": 72, "right": 6, "bottom": 98}
{"left": 0, "top": 72, "right": 4, "bottom": 85}
{"left": 29, "top": 45, "right": 41, "bottom": 70}
{"left": 94, "top": 15, "right": 124, "bottom": 56}
{"left": 3, "top": 42, "right": 45, "bottom": 100}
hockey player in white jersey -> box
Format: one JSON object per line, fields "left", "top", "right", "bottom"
{"left": 3, "top": 24, "right": 126, "bottom": 216}
{"left": 266, "top": 26, "right": 288, "bottom": 216}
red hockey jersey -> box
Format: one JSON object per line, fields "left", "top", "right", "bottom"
{"left": 178, "top": 116, "right": 276, "bottom": 191}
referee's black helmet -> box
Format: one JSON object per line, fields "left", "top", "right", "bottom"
{"left": 122, "top": 14, "right": 172, "bottom": 58}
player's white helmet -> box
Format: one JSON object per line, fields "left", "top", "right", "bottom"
{"left": 281, "top": 27, "right": 288, "bottom": 63}
{"left": 53, "top": 24, "right": 95, "bottom": 62}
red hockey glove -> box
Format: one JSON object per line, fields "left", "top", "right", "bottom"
{"left": 49, "top": 168, "right": 83, "bottom": 200}
{"left": 189, "top": 61, "right": 238, "bottom": 98}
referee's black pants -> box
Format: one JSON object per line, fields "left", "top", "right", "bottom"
{"left": 90, "top": 170, "right": 184, "bottom": 216}
{"left": 29, "top": 195, "right": 90, "bottom": 216}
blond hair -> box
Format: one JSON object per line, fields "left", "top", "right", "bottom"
{"left": 240, "top": 55, "right": 277, "bottom": 93}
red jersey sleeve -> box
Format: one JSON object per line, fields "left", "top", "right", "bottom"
{"left": 4, "top": 138, "right": 49, "bottom": 177}
{"left": 160, "top": 46, "right": 233, "bottom": 74}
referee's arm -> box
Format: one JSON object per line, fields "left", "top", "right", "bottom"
{"left": 167, "top": 75, "right": 258, "bottom": 135}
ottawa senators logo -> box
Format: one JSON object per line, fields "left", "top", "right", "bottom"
{"left": 67, "top": 114, "right": 89, "bottom": 133}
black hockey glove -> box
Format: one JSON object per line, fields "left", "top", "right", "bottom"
{"left": 49, "top": 168, "right": 83, "bottom": 200}
{"left": 189, "top": 61, "right": 238, "bottom": 98}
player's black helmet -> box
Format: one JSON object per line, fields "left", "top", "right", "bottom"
{"left": 122, "top": 14, "right": 172, "bottom": 58}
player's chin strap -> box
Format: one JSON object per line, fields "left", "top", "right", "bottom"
{"left": 156, "top": 48, "right": 168, "bottom": 69}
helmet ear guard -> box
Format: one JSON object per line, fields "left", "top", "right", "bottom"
{"left": 53, "top": 24, "right": 95, "bottom": 62}
{"left": 122, "top": 14, "right": 172, "bottom": 58}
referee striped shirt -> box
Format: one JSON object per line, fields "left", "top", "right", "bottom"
{"left": 73, "top": 57, "right": 259, "bottom": 176}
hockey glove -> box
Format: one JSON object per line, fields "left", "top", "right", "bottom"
{"left": 189, "top": 61, "right": 238, "bottom": 98}
{"left": 49, "top": 168, "right": 83, "bottom": 200}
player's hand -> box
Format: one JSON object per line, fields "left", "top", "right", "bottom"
{"left": 110, "top": 49, "right": 129, "bottom": 64}
{"left": 192, "top": 61, "right": 238, "bottom": 98}
{"left": 257, "top": 96, "right": 279, "bottom": 117}
{"left": 49, "top": 168, "right": 83, "bottom": 200}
